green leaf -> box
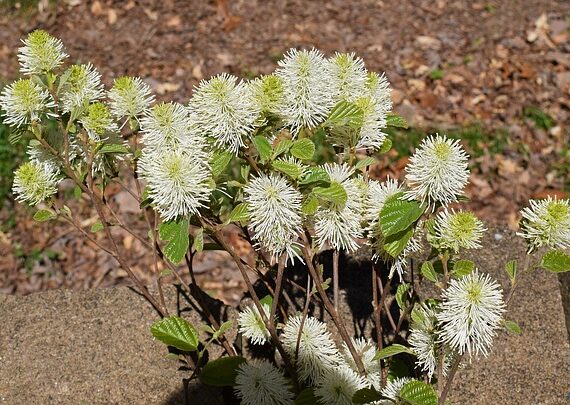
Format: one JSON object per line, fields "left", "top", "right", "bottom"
{"left": 421, "top": 262, "right": 438, "bottom": 283}
{"left": 212, "top": 320, "right": 233, "bottom": 340}
{"left": 313, "top": 181, "right": 347, "bottom": 206}
{"left": 159, "top": 217, "right": 190, "bottom": 264}
{"left": 352, "top": 388, "right": 384, "bottom": 404}
{"left": 272, "top": 138, "right": 293, "bottom": 158}
{"left": 379, "top": 138, "right": 392, "bottom": 154}
{"left": 301, "top": 195, "right": 319, "bottom": 216}
{"left": 379, "top": 196, "right": 424, "bottom": 237}
{"left": 33, "top": 209, "right": 56, "bottom": 222}
{"left": 290, "top": 138, "right": 316, "bottom": 160}
{"left": 398, "top": 380, "right": 437, "bottom": 405}
{"left": 299, "top": 167, "right": 330, "bottom": 185}
{"left": 374, "top": 344, "right": 416, "bottom": 361}
{"left": 73, "top": 185, "right": 82, "bottom": 199}
{"left": 252, "top": 135, "right": 272, "bottom": 163}
{"left": 540, "top": 250, "right": 570, "bottom": 273}
{"left": 272, "top": 159, "right": 303, "bottom": 179}
{"left": 325, "top": 100, "right": 364, "bottom": 128}
{"left": 453, "top": 259, "right": 475, "bottom": 277}
{"left": 229, "top": 202, "right": 250, "bottom": 222}
{"left": 384, "top": 227, "right": 413, "bottom": 258}
{"left": 193, "top": 228, "right": 204, "bottom": 252}
{"left": 98, "top": 143, "right": 130, "bottom": 154}
{"left": 505, "top": 259, "right": 517, "bottom": 280}
{"left": 386, "top": 113, "right": 409, "bottom": 129}
{"left": 396, "top": 283, "right": 410, "bottom": 310}
{"left": 354, "top": 156, "right": 377, "bottom": 170}
{"left": 90, "top": 220, "right": 104, "bottom": 233}
{"left": 504, "top": 320, "right": 522, "bottom": 334}
{"left": 294, "top": 388, "right": 319, "bottom": 405}
{"left": 210, "top": 150, "right": 233, "bottom": 178}
{"left": 199, "top": 356, "right": 246, "bottom": 386}
{"left": 150, "top": 316, "right": 199, "bottom": 352}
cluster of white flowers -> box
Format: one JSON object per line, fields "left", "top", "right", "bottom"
{"left": 234, "top": 360, "right": 295, "bottom": 405}
{"left": 12, "top": 161, "right": 59, "bottom": 205}
{"left": 518, "top": 197, "right": 570, "bottom": 253}
{"left": 237, "top": 303, "right": 271, "bottom": 345}
{"left": 0, "top": 79, "right": 57, "bottom": 127}
{"left": 433, "top": 209, "right": 486, "bottom": 252}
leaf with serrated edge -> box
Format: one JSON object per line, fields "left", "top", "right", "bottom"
{"left": 453, "top": 259, "right": 474, "bottom": 276}
{"left": 33, "top": 209, "right": 56, "bottom": 222}
{"left": 325, "top": 100, "right": 364, "bottom": 128}
{"left": 313, "top": 181, "right": 347, "bottom": 206}
{"left": 150, "top": 316, "right": 199, "bottom": 352}
{"left": 374, "top": 344, "right": 416, "bottom": 361}
{"left": 383, "top": 227, "right": 413, "bottom": 258}
{"left": 380, "top": 195, "right": 424, "bottom": 237}
{"left": 210, "top": 150, "right": 233, "bottom": 178}
{"left": 398, "top": 381, "right": 437, "bottom": 405}
{"left": 386, "top": 113, "right": 409, "bottom": 129}
{"left": 421, "top": 262, "right": 438, "bottom": 283}
{"left": 252, "top": 135, "right": 272, "bottom": 163}
{"left": 354, "top": 156, "right": 377, "bottom": 170}
{"left": 541, "top": 250, "right": 570, "bottom": 273}
{"left": 299, "top": 167, "right": 330, "bottom": 185}
{"left": 273, "top": 139, "right": 293, "bottom": 158}
{"left": 229, "top": 202, "right": 250, "bottom": 223}
{"left": 159, "top": 217, "right": 190, "bottom": 264}
{"left": 272, "top": 159, "right": 303, "bottom": 179}
{"left": 291, "top": 138, "right": 315, "bottom": 160}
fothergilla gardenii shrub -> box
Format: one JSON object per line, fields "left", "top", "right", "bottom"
{"left": 3, "top": 30, "right": 570, "bottom": 405}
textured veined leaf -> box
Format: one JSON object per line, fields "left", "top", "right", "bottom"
{"left": 301, "top": 195, "right": 320, "bottom": 216}
{"left": 421, "top": 262, "right": 438, "bottom": 283}
{"left": 313, "top": 181, "right": 347, "bottom": 206}
{"left": 159, "top": 217, "right": 190, "bottom": 264}
{"left": 453, "top": 259, "right": 474, "bottom": 277}
{"left": 290, "top": 138, "right": 315, "bottom": 160}
{"left": 504, "top": 320, "right": 522, "bottom": 334}
{"left": 373, "top": 344, "right": 416, "bottom": 361}
{"left": 299, "top": 167, "right": 330, "bottom": 185}
{"left": 252, "top": 135, "right": 272, "bottom": 163}
{"left": 210, "top": 150, "right": 233, "bottom": 178}
{"left": 272, "top": 159, "right": 303, "bottom": 179}
{"left": 540, "top": 250, "right": 570, "bottom": 273}
{"left": 505, "top": 259, "right": 517, "bottom": 280}
{"left": 199, "top": 356, "right": 246, "bottom": 386}
{"left": 33, "top": 209, "right": 56, "bottom": 222}
{"left": 192, "top": 227, "right": 204, "bottom": 252}
{"left": 90, "top": 220, "right": 104, "bottom": 233}
{"left": 98, "top": 143, "right": 130, "bottom": 154}
{"left": 354, "top": 156, "right": 377, "bottom": 170}
{"left": 379, "top": 138, "right": 392, "bottom": 154}
{"left": 398, "top": 380, "right": 438, "bottom": 405}
{"left": 229, "top": 202, "right": 250, "bottom": 222}
{"left": 386, "top": 113, "right": 409, "bottom": 129}
{"left": 396, "top": 283, "right": 410, "bottom": 310}
{"left": 150, "top": 316, "right": 199, "bottom": 352}
{"left": 383, "top": 227, "right": 413, "bottom": 258}
{"left": 379, "top": 195, "right": 424, "bottom": 237}
{"left": 272, "top": 138, "right": 293, "bottom": 158}
{"left": 325, "top": 100, "right": 364, "bottom": 128}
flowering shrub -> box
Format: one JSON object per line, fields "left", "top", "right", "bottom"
{"left": 3, "top": 31, "right": 570, "bottom": 405}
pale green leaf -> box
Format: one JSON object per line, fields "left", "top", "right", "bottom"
{"left": 272, "top": 159, "right": 303, "bottom": 179}
{"left": 384, "top": 227, "right": 413, "bottom": 258}
{"left": 193, "top": 228, "right": 204, "bottom": 252}
{"left": 313, "top": 181, "right": 347, "bottom": 206}
{"left": 252, "top": 135, "right": 272, "bottom": 163}
{"left": 325, "top": 100, "right": 364, "bottom": 128}
{"left": 272, "top": 138, "right": 293, "bottom": 158}
{"left": 290, "top": 138, "right": 316, "bottom": 160}
{"left": 301, "top": 195, "right": 320, "bottom": 216}
{"left": 453, "top": 259, "right": 474, "bottom": 277}
{"left": 98, "top": 143, "right": 130, "bottom": 154}
{"left": 229, "top": 202, "right": 250, "bottom": 222}
{"left": 540, "top": 250, "right": 570, "bottom": 273}
{"left": 33, "top": 209, "right": 56, "bottom": 222}
{"left": 504, "top": 320, "right": 522, "bottom": 334}
{"left": 210, "top": 150, "right": 233, "bottom": 178}
{"left": 159, "top": 217, "right": 190, "bottom": 264}
{"left": 150, "top": 316, "right": 199, "bottom": 352}
{"left": 299, "top": 167, "right": 330, "bottom": 185}
{"left": 421, "top": 262, "right": 438, "bottom": 283}
{"left": 386, "top": 113, "right": 409, "bottom": 129}
{"left": 90, "top": 220, "right": 104, "bottom": 233}
{"left": 374, "top": 344, "right": 416, "bottom": 361}
{"left": 379, "top": 138, "right": 392, "bottom": 154}
{"left": 505, "top": 259, "right": 517, "bottom": 280}
{"left": 354, "top": 156, "right": 377, "bottom": 170}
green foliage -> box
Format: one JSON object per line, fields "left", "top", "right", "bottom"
{"left": 325, "top": 100, "right": 364, "bottom": 128}
{"left": 0, "top": 112, "right": 25, "bottom": 202}
{"left": 199, "top": 356, "right": 246, "bottom": 386}
{"left": 374, "top": 344, "right": 416, "bottom": 361}
{"left": 159, "top": 217, "right": 190, "bottom": 264}
{"left": 272, "top": 159, "right": 304, "bottom": 179}
{"left": 228, "top": 202, "right": 250, "bottom": 223}
{"left": 429, "top": 69, "right": 444, "bottom": 80}
{"left": 452, "top": 259, "right": 475, "bottom": 277}
{"left": 505, "top": 259, "right": 517, "bottom": 280}
{"left": 290, "top": 138, "right": 316, "bottom": 160}
{"left": 540, "top": 250, "right": 570, "bottom": 273}
{"left": 33, "top": 208, "right": 56, "bottom": 222}
{"left": 352, "top": 387, "right": 384, "bottom": 404}
{"left": 504, "top": 320, "right": 522, "bottom": 334}
{"left": 399, "top": 381, "right": 438, "bottom": 405}
{"left": 523, "top": 106, "right": 555, "bottom": 131}
{"left": 379, "top": 195, "right": 424, "bottom": 237}
{"left": 150, "top": 316, "right": 199, "bottom": 352}
{"left": 386, "top": 113, "right": 409, "bottom": 129}
{"left": 313, "top": 181, "right": 347, "bottom": 206}
{"left": 252, "top": 135, "right": 272, "bottom": 163}
{"left": 421, "top": 262, "right": 438, "bottom": 283}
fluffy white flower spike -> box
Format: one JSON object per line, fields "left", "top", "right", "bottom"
{"left": 79, "top": 102, "right": 117, "bottom": 141}
{"left": 282, "top": 315, "right": 341, "bottom": 383}
{"left": 315, "top": 163, "right": 364, "bottom": 252}
{"left": 249, "top": 74, "right": 285, "bottom": 115}
{"left": 328, "top": 52, "right": 367, "bottom": 102}
{"left": 379, "top": 377, "right": 412, "bottom": 404}
{"left": 138, "top": 149, "right": 211, "bottom": 221}
{"left": 0, "top": 79, "right": 56, "bottom": 127}
{"left": 433, "top": 210, "right": 486, "bottom": 252}
{"left": 518, "top": 197, "right": 570, "bottom": 253}
{"left": 408, "top": 304, "right": 446, "bottom": 379}
{"left": 234, "top": 360, "right": 294, "bottom": 405}
{"left": 13, "top": 161, "right": 59, "bottom": 205}
{"left": 140, "top": 102, "right": 194, "bottom": 151}
{"left": 18, "top": 30, "right": 67, "bottom": 75}
{"left": 190, "top": 73, "right": 258, "bottom": 154}
{"left": 60, "top": 63, "right": 104, "bottom": 114}
{"left": 405, "top": 135, "right": 469, "bottom": 206}
{"left": 355, "top": 72, "right": 392, "bottom": 151}
{"left": 314, "top": 365, "right": 367, "bottom": 405}
{"left": 275, "top": 49, "right": 334, "bottom": 134}
{"left": 437, "top": 270, "right": 505, "bottom": 357}
{"left": 238, "top": 303, "right": 271, "bottom": 345}
{"left": 342, "top": 337, "right": 381, "bottom": 390}
{"left": 108, "top": 76, "right": 154, "bottom": 120}
{"left": 244, "top": 173, "right": 303, "bottom": 263}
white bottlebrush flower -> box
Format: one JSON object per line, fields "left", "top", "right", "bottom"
{"left": 189, "top": 73, "right": 259, "bottom": 154}
{"left": 314, "top": 364, "right": 367, "bottom": 405}
{"left": 140, "top": 102, "right": 196, "bottom": 151}
{"left": 0, "top": 78, "right": 56, "bottom": 127}
{"left": 405, "top": 134, "right": 469, "bottom": 206}
{"left": 60, "top": 63, "right": 104, "bottom": 114}
{"left": 79, "top": 102, "right": 117, "bottom": 141}
{"left": 341, "top": 337, "right": 381, "bottom": 390}
{"left": 379, "top": 377, "right": 412, "bottom": 404}
{"left": 518, "top": 196, "right": 570, "bottom": 253}
{"left": 13, "top": 161, "right": 59, "bottom": 205}
{"left": 408, "top": 304, "right": 445, "bottom": 379}
{"left": 275, "top": 48, "right": 334, "bottom": 134}
{"left": 433, "top": 209, "right": 486, "bottom": 252}
{"left": 366, "top": 72, "right": 392, "bottom": 115}
{"left": 234, "top": 360, "right": 295, "bottom": 405}
{"left": 249, "top": 74, "right": 285, "bottom": 114}
{"left": 108, "top": 76, "right": 154, "bottom": 120}
{"left": 437, "top": 271, "right": 505, "bottom": 357}
{"left": 18, "top": 30, "right": 67, "bottom": 75}
{"left": 282, "top": 315, "right": 341, "bottom": 384}
{"left": 328, "top": 52, "right": 367, "bottom": 102}
{"left": 138, "top": 149, "right": 211, "bottom": 221}
{"left": 315, "top": 163, "right": 364, "bottom": 252}
{"left": 364, "top": 178, "right": 402, "bottom": 254}
{"left": 238, "top": 303, "right": 271, "bottom": 345}
{"left": 244, "top": 173, "right": 303, "bottom": 262}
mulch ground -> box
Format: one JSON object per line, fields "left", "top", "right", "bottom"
{"left": 0, "top": 0, "right": 568, "bottom": 300}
